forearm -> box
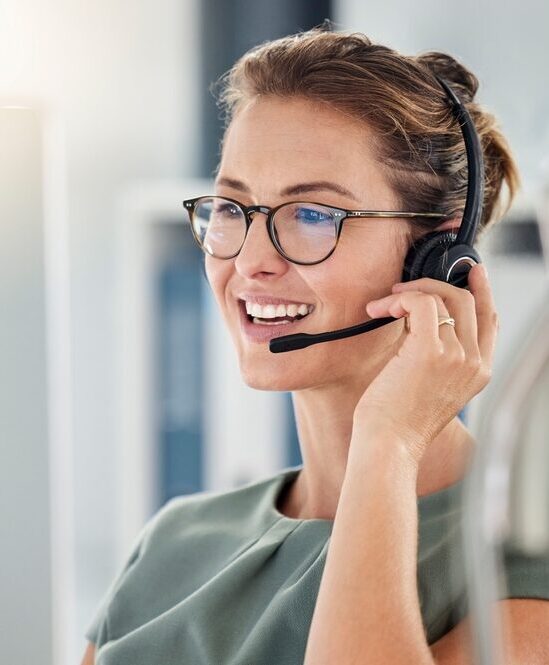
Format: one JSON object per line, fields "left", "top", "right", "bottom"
{"left": 304, "top": 433, "right": 435, "bottom": 665}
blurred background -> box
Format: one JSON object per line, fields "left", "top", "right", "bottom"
{"left": 1, "top": 1, "right": 548, "bottom": 664}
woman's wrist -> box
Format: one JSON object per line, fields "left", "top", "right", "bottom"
{"left": 347, "top": 422, "right": 422, "bottom": 482}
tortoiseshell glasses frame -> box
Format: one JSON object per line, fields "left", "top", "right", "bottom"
{"left": 182, "top": 195, "right": 447, "bottom": 266}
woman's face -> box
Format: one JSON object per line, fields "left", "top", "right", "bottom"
{"left": 206, "top": 96, "right": 414, "bottom": 392}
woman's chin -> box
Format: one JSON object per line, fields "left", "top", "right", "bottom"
{"left": 239, "top": 365, "right": 300, "bottom": 392}
{"left": 237, "top": 352, "right": 312, "bottom": 392}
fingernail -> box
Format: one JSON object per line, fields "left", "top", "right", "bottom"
{"left": 480, "top": 264, "right": 488, "bottom": 278}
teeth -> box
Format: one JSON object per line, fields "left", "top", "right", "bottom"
{"left": 244, "top": 300, "right": 314, "bottom": 319}
{"left": 287, "top": 304, "right": 298, "bottom": 317}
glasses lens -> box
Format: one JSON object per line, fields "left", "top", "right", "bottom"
{"left": 273, "top": 203, "right": 337, "bottom": 263}
{"left": 192, "top": 197, "right": 246, "bottom": 258}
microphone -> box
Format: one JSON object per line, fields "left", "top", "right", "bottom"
{"left": 268, "top": 269, "right": 472, "bottom": 353}
{"left": 269, "top": 315, "right": 397, "bottom": 353}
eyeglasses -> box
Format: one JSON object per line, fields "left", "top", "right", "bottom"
{"left": 182, "top": 195, "right": 446, "bottom": 266}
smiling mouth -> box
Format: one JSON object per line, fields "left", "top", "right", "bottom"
{"left": 238, "top": 299, "right": 314, "bottom": 325}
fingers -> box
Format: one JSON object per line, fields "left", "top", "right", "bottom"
{"left": 467, "top": 263, "right": 498, "bottom": 369}
{"left": 392, "top": 272, "right": 479, "bottom": 360}
{"left": 366, "top": 290, "right": 453, "bottom": 345}
{"left": 391, "top": 263, "right": 498, "bottom": 376}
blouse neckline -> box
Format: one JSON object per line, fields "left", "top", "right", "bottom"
{"left": 267, "top": 465, "right": 468, "bottom": 526}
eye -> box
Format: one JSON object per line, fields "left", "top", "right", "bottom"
{"left": 213, "top": 202, "right": 240, "bottom": 216}
{"left": 295, "top": 206, "right": 332, "bottom": 224}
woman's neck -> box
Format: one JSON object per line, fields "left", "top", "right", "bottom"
{"left": 279, "top": 386, "right": 476, "bottom": 521}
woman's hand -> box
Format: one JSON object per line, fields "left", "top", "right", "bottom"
{"left": 352, "top": 263, "right": 498, "bottom": 468}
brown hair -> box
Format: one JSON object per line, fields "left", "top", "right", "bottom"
{"left": 213, "top": 22, "right": 520, "bottom": 245}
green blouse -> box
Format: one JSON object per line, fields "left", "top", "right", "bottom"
{"left": 86, "top": 465, "right": 549, "bottom": 664}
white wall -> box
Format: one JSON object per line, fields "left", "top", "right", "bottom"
{"left": 0, "top": 1, "right": 200, "bottom": 662}
{"left": 0, "top": 108, "right": 55, "bottom": 665}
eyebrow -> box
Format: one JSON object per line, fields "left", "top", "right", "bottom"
{"left": 214, "top": 176, "right": 359, "bottom": 202}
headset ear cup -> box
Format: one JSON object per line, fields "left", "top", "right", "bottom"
{"left": 402, "top": 231, "right": 457, "bottom": 282}
{"left": 441, "top": 243, "right": 482, "bottom": 286}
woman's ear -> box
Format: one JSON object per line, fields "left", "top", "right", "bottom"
{"left": 435, "top": 216, "right": 461, "bottom": 234}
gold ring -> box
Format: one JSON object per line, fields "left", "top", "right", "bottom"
{"left": 404, "top": 315, "right": 456, "bottom": 331}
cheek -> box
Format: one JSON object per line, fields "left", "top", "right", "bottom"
{"left": 307, "top": 235, "right": 407, "bottom": 318}
{"left": 204, "top": 258, "right": 239, "bottom": 329}
{"left": 339, "top": 227, "right": 409, "bottom": 281}
{"left": 297, "top": 265, "right": 362, "bottom": 326}
{"left": 204, "top": 257, "right": 230, "bottom": 303}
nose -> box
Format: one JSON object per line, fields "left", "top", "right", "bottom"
{"left": 234, "top": 210, "right": 290, "bottom": 279}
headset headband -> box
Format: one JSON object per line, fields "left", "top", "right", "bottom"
{"left": 434, "top": 76, "right": 484, "bottom": 247}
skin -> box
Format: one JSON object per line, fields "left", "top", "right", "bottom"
{"left": 208, "top": 94, "right": 474, "bottom": 515}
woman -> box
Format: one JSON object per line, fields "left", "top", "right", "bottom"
{"left": 82, "top": 26, "right": 549, "bottom": 664}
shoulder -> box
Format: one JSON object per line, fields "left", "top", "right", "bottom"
{"left": 85, "top": 469, "right": 288, "bottom": 647}
{"left": 142, "top": 469, "right": 286, "bottom": 548}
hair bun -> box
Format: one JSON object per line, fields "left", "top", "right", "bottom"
{"left": 416, "top": 51, "right": 479, "bottom": 102}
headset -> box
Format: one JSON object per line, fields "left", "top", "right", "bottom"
{"left": 269, "top": 76, "right": 484, "bottom": 353}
